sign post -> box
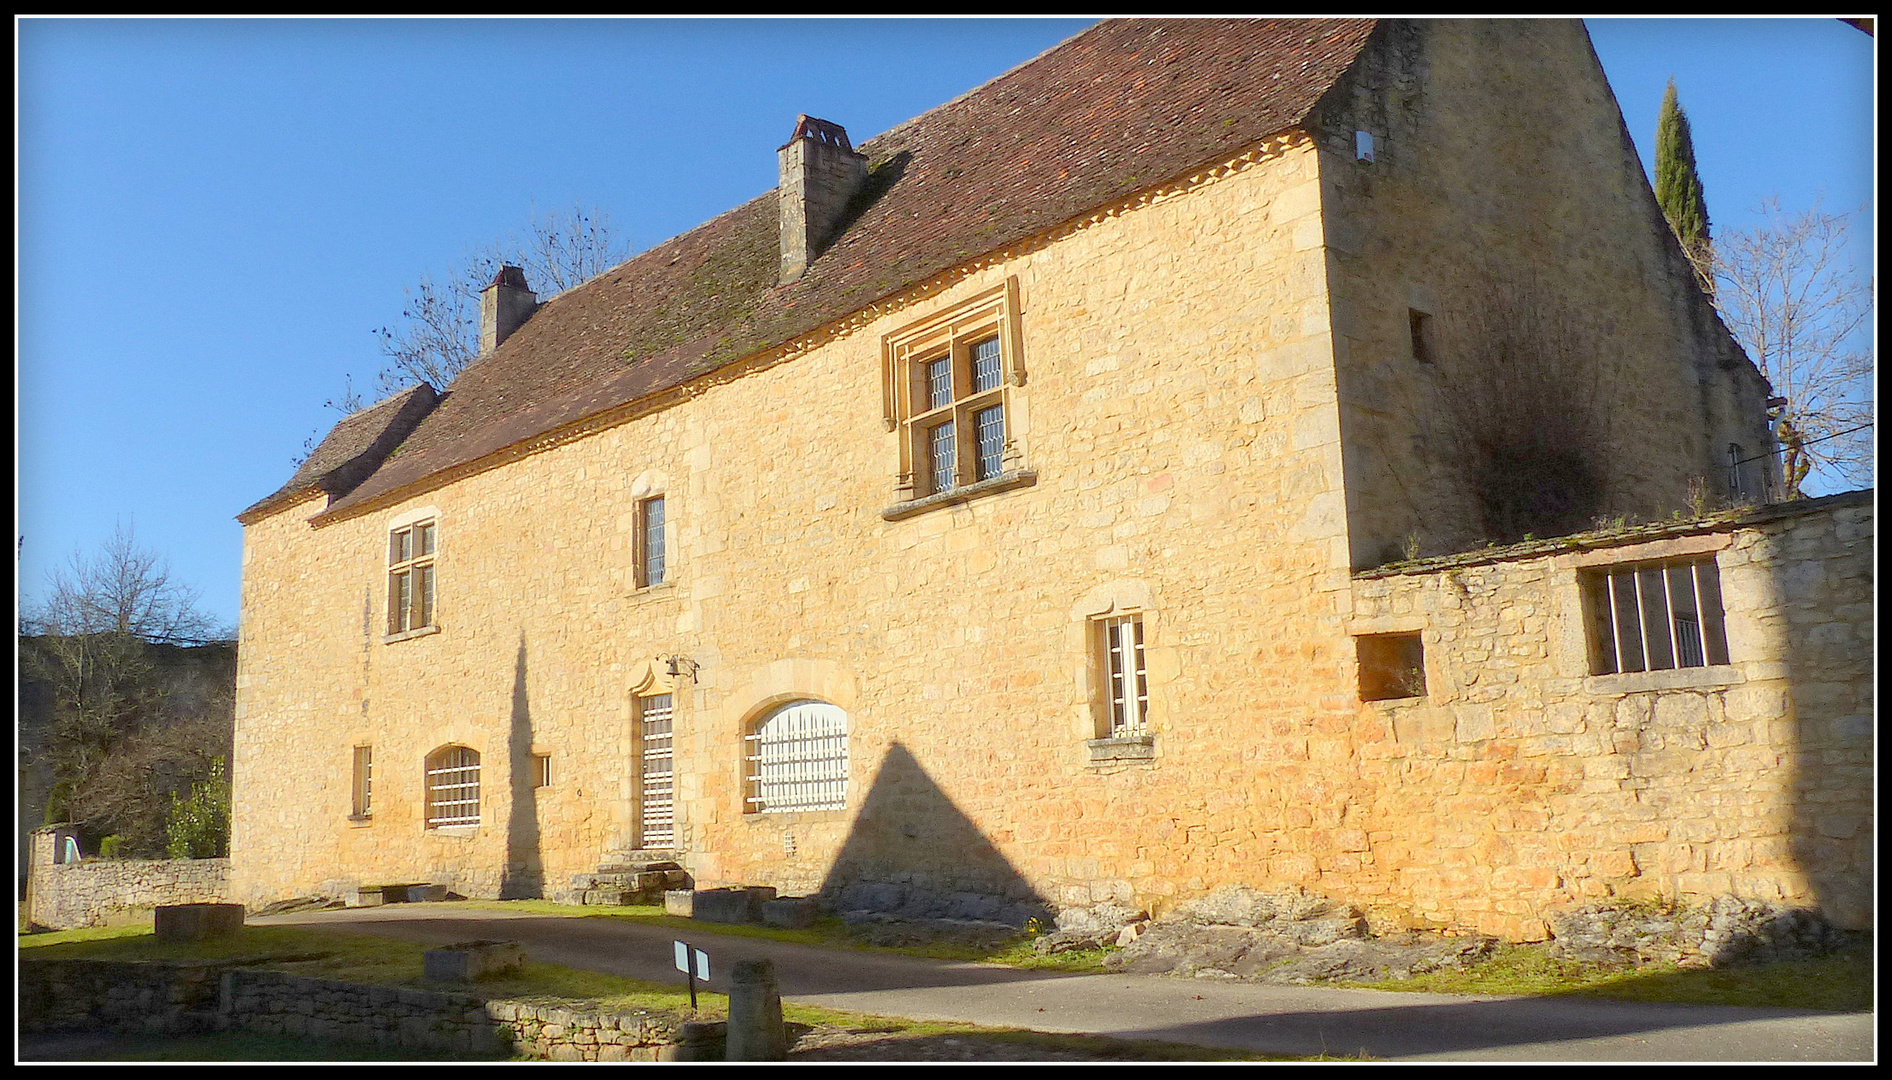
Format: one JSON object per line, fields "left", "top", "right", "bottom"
{"left": 673, "top": 940, "right": 710, "bottom": 1011}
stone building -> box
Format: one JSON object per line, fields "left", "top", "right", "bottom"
{"left": 233, "top": 20, "right": 1868, "bottom": 938}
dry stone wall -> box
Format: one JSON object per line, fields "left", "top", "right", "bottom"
{"left": 1346, "top": 493, "right": 1872, "bottom": 937}
{"left": 26, "top": 853, "right": 231, "bottom": 931}
{"left": 21, "top": 958, "right": 721, "bottom": 1062}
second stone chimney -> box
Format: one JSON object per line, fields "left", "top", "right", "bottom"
{"left": 778, "top": 115, "right": 868, "bottom": 285}
{"left": 480, "top": 264, "right": 539, "bottom": 354}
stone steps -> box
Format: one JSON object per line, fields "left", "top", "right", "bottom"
{"left": 570, "top": 852, "right": 691, "bottom": 906}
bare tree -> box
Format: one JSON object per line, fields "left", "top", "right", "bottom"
{"left": 26, "top": 521, "right": 225, "bottom": 644}
{"left": 370, "top": 203, "right": 628, "bottom": 398}
{"left": 1711, "top": 198, "right": 1874, "bottom": 493}
{"left": 20, "top": 524, "right": 234, "bottom": 854}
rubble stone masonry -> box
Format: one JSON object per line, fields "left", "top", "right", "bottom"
{"left": 1348, "top": 493, "right": 1872, "bottom": 938}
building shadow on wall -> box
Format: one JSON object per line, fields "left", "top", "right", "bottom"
{"left": 1775, "top": 496, "right": 1874, "bottom": 934}
{"left": 817, "top": 741, "right": 1052, "bottom": 927}
{"left": 500, "top": 633, "right": 543, "bottom": 900}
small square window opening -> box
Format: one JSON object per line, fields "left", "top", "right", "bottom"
{"left": 1358, "top": 633, "right": 1426, "bottom": 701}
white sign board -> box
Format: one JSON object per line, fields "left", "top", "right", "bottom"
{"left": 673, "top": 940, "right": 709, "bottom": 980}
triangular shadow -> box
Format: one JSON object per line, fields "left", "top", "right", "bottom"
{"left": 818, "top": 740, "right": 1051, "bottom": 926}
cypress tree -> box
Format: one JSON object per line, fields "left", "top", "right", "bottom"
{"left": 1655, "top": 79, "right": 1712, "bottom": 286}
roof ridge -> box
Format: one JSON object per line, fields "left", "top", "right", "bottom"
{"left": 259, "top": 18, "right": 1383, "bottom": 525}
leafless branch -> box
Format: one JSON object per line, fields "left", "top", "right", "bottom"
{"left": 1711, "top": 198, "right": 1874, "bottom": 490}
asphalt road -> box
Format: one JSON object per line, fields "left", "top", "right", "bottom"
{"left": 258, "top": 904, "right": 1874, "bottom": 1062}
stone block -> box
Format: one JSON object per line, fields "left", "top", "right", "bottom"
{"left": 153, "top": 903, "right": 245, "bottom": 942}
{"left": 663, "top": 890, "right": 694, "bottom": 918}
{"left": 760, "top": 897, "right": 817, "bottom": 930}
{"left": 423, "top": 940, "right": 526, "bottom": 983}
{"left": 691, "top": 888, "right": 757, "bottom": 925}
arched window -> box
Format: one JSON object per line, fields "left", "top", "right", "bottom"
{"left": 745, "top": 700, "right": 848, "bottom": 813}
{"left": 424, "top": 745, "right": 481, "bottom": 828}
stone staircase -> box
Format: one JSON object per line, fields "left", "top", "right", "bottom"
{"left": 569, "top": 851, "right": 690, "bottom": 907}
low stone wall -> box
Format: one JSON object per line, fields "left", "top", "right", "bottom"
{"left": 26, "top": 857, "right": 232, "bottom": 931}
{"left": 19, "top": 958, "right": 723, "bottom": 1061}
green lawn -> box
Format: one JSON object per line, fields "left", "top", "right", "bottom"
{"left": 452, "top": 899, "right": 1873, "bottom": 1012}
{"left": 1344, "top": 943, "right": 1874, "bottom": 1013}
{"left": 18, "top": 921, "right": 1274, "bottom": 1062}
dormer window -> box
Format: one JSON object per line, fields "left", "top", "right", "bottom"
{"left": 881, "top": 279, "right": 1035, "bottom": 519}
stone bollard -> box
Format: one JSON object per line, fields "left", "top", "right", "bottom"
{"left": 724, "top": 957, "right": 787, "bottom": 1060}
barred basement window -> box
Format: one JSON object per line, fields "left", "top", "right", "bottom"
{"left": 745, "top": 700, "right": 848, "bottom": 814}
{"left": 388, "top": 519, "right": 437, "bottom": 635}
{"left": 424, "top": 745, "right": 480, "bottom": 829}
{"left": 351, "top": 745, "right": 373, "bottom": 818}
{"left": 636, "top": 496, "right": 667, "bottom": 588}
{"left": 1584, "top": 557, "right": 1730, "bottom": 675}
{"left": 1098, "top": 614, "right": 1149, "bottom": 736}
{"left": 638, "top": 694, "right": 675, "bottom": 849}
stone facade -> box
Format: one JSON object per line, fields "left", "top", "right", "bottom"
{"left": 230, "top": 21, "right": 1844, "bottom": 941}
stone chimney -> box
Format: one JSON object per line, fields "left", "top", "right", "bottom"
{"left": 778, "top": 115, "right": 868, "bottom": 285}
{"left": 480, "top": 264, "right": 539, "bottom": 354}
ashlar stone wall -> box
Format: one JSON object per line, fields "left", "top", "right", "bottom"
{"left": 232, "top": 133, "right": 1361, "bottom": 917}
{"left": 1346, "top": 493, "right": 1872, "bottom": 937}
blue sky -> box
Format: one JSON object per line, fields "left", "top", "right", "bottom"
{"left": 16, "top": 17, "right": 1876, "bottom": 633}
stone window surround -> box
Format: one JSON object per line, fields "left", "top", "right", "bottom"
{"left": 1560, "top": 533, "right": 1739, "bottom": 693}
{"left": 744, "top": 699, "right": 850, "bottom": 815}
{"left": 880, "top": 278, "right": 1028, "bottom": 518}
{"left": 1071, "top": 581, "right": 1161, "bottom": 767}
{"left": 384, "top": 505, "right": 441, "bottom": 644}
{"left": 626, "top": 473, "right": 676, "bottom": 596}
{"left": 348, "top": 744, "right": 373, "bottom": 824}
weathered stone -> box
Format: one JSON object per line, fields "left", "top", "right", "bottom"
{"left": 423, "top": 940, "right": 526, "bottom": 983}
{"left": 153, "top": 903, "right": 245, "bottom": 942}
{"left": 760, "top": 897, "right": 817, "bottom": 930}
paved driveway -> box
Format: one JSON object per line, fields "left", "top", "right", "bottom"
{"left": 259, "top": 904, "right": 1873, "bottom": 1062}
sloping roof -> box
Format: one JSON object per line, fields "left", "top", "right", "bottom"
{"left": 285, "top": 18, "right": 1379, "bottom": 525}
{"left": 240, "top": 383, "right": 440, "bottom": 522}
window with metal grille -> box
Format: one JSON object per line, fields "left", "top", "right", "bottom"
{"left": 424, "top": 745, "right": 480, "bottom": 828}
{"left": 388, "top": 520, "right": 437, "bottom": 635}
{"left": 637, "top": 496, "right": 667, "bottom": 588}
{"left": 639, "top": 694, "right": 675, "bottom": 848}
{"left": 1584, "top": 557, "right": 1730, "bottom": 675}
{"left": 1099, "top": 615, "right": 1149, "bottom": 736}
{"left": 745, "top": 700, "right": 848, "bottom": 814}
{"left": 351, "top": 745, "right": 373, "bottom": 818}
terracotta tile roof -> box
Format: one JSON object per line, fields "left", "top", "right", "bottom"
{"left": 239, "top": 383, "right": 439, "bottom": 523}
{"left": 295, "top": 18, "right": 1379, "bottom": 524}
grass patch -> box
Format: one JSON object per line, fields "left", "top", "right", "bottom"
{"left": 449, "top": 898, "right": 1117, "bottom": 973}
{"left": 1345, "top": 943, "right": 1874, "bottom": 1013}
{"left": 26, "top": 1029, "right": 515, "bottom": 1062}
{"left": 20, "top": 923, "right": 728, "bottom": 1017}
{"left": 20, "top": 922, "right": 1271, "bottom": 1061}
